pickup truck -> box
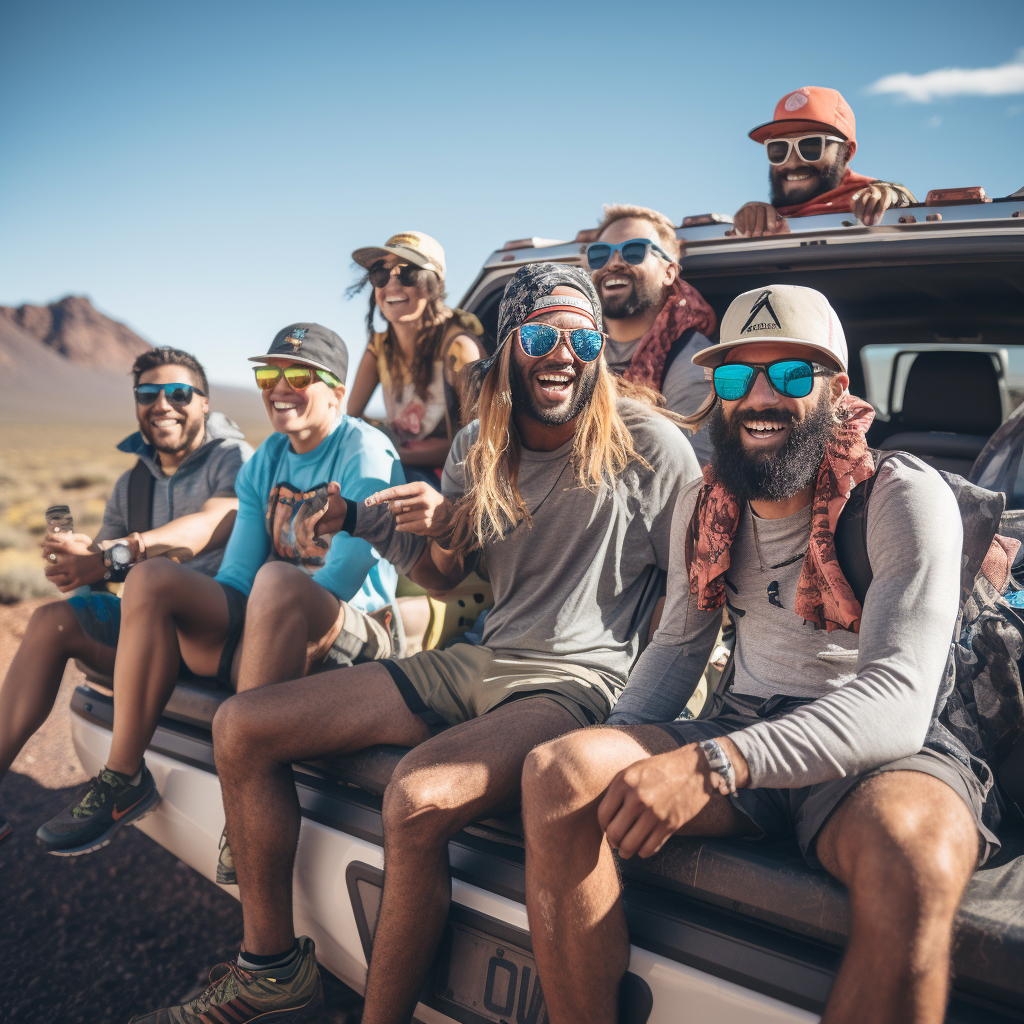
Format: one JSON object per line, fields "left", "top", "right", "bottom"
{"left": 70, "top": 187, "right": 1024, "bottom": 1024}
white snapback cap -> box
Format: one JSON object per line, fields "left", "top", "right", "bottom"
{"left": 691, "top": 284, "right": 848, "bottom": 372}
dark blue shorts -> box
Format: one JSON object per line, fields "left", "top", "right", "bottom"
{"left": 67, "top": 588, "right": 121, "bottom": 650}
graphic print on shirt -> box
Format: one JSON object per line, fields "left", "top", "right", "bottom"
{"left": 265, "top": 482, "right": 331, "bottom": 571}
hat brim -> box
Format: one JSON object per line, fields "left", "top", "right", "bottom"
{"left": 351, "top": 245, "right": 443, "bottom": 277}
{"left": 247, "top": 354, "right": 344, "bottom": 380}
{"left": 691, "top": 337, "right": 846, "bottom": 373}
{"left": 748, "top": 118, "right": 850, "bottom": 144}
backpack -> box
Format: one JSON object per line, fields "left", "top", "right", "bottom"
{"left": 835, "top": 451, "right": 1024, "bottom": 816}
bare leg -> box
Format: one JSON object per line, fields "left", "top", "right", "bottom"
{"left": 105, "top": 559, "right": 232, "bottom": 775}
{"left": 211, "top": 663, "right": 430, "bottom": 954}
{"left": 362, "top": 697, "right": 581, "bottom": 1024}
{"left": 522, "top": 726, "right": 754, "bottom": 1024}
{"left": 815, "top": 771, "right": 979, "bottom": 1024}
{"left": 0, "top": 601, "right": 115, "bottom": 782}
{"left": 234, "top": 562, "right": 345, "bottom": 693}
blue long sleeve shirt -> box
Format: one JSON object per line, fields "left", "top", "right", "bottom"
{"left": 215, "top": 415, "right": 403, "bottom": 612}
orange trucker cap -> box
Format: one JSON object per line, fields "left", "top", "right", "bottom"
{"left": 749, "top": 87, "right": 857, "bottom": 154}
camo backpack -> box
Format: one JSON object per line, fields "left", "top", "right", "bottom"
{"left": 835, "top": 452, "right": 1024, "bottom": 821}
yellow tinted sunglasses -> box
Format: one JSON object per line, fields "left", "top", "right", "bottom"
{"left": 253, "top": 364, "right": 341, "bottom": 391}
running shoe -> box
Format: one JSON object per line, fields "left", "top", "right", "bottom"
{"left": 36, "top": 763, "right": 160, "bottom": 856}
{"left": 129, "top": 934, "right": 324, "bottom": 1023}
{"left": 0, "top": 815, "right": 12, "bottom": 846}
{"left": 216, "top": 826, "right": 236, "bottom": 885}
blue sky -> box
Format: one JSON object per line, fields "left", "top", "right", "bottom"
{"left": 2, "top": 0, "right": 1021, "bottom": 401}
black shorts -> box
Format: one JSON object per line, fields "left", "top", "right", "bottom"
{"left": 658, "top": 698, "right": 1000, "bottom": 868}
{"left": 213, "top": 583, "right": 248, "bottom": 687}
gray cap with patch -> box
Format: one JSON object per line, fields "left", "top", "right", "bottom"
{"left": 248, "top": 323, "right": 349, "bottom": 384}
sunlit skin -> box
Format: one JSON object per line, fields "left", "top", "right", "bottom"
{"left": 591, "top": 217, "right": 677, "bottom": 344}
{"left": 720, "top": 340, "right": 848, "bottom": 519}
{"left": 135, "top": 363, "right": 209, "bottom": 471}
{"left": 346, "top": 256, "right": 484, "bottom": 468}
{"left": 258, "top": 357, "right": 344, "bottom": 454}
{"left": 734, "top": 132, "right": 896, "bottom": 234}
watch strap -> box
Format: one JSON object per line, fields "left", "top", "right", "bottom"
{"left": 698, "top": 738, "right": 737, "bottom": 795}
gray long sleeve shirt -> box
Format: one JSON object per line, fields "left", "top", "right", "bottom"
{"left": 353, "top": 398, "right": 702, "bottom": 688}
{"left": 608, "top": 454, "right": 964, "bottom": 788}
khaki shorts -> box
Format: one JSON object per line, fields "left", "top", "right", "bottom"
{"left": 381, "top": 643, "right": 617, "bottom": 731}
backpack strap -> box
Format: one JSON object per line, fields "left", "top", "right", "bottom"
{"left": 126, "top": 459, "right": 155, "bottom": 535}
{"left": 659, "top": 328, "right": 697, "bottom": 391}
{"left": 833, "top": 449, "right": 899, "bottom": 606}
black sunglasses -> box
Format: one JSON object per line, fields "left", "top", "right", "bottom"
{"left": 134, "top": 382, "right": 205, "bottom": 406}
{"left": 368, "top": 261, "right": 425, "bottom": 289}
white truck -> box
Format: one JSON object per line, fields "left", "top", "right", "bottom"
{"left": 71, "top": 186, "right": 1024, "bottom": 1024}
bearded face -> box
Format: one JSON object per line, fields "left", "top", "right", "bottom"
{"left": 707, "top": 387, "right": 835, "bottom": 501}
{"left": 509, "top": 345, "right": 599, "bottom": 426}
{"left": 769, "top": 142, "right": 849, "bottom": 207}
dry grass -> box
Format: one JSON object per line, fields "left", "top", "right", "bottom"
{"left": 0, "top": 421, "right": 270, "bottom": 602}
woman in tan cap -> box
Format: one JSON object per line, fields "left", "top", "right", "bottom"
{"left": 348, "top": 231, "right": 486, "bottom": 488}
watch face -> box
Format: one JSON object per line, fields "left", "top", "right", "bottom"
{"left": 111, "top": 544, "right": 131, "bottom": 569}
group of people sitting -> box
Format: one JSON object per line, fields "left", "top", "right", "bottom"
{"left": 0, "top": 87, "right": 986, "bottom": 1024}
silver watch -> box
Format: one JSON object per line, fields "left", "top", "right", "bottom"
{"left": 698, "top": 738, "right": 737, "bottom": 795}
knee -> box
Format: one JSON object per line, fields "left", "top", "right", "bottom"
{"left": 212, "top": 692, "right": 262, "bottom": 766}
{"left": 381, "top": 765, "right": 460, "bottom": 852}
{"left": 27, "top": 599, "right": 80, "bottom": 642}
{"left": 120, "top": 557, "right": 180, "bottom": 609}
{"left": 847, "top": 808, "right": 974, "bottom": 927}
{"left": 247, "top": 562, "right": 307, "bottom": 618}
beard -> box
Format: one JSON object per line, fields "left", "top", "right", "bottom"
{"left": 139, "top": 415, "right": 205, "bottom": 455}
{"left": 509, "top": 355, "right": 599, "bottom": 426}
{"left": 769, "top": 154, "right": 848, "bottom": 207}
{"left": 707, "top": 392, "right": 835, "bottom": 502}
{"left": 599, "top": 271, "right": 664, "bottom": 320}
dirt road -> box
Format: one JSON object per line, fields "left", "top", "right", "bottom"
{"left": 0, "top": 599, "right": 363, "bottom": 1024}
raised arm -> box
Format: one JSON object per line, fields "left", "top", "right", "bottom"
{"left": 347, "top": 348, "right": 381, "bottom": 420}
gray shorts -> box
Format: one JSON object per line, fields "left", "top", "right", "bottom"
{"left": 658, "top": 697, "right": 1001, "bottom": 868}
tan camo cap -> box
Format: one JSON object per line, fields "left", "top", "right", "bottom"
{"left": 691, "top": 284, "right": 848, "bottom": 372}
{"left": 352, "top": 230, "right": 446, "bottom": 279}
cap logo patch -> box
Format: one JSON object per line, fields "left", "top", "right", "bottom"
{"left": 285, "top": 328, "right": 307, "bottom": 351}
{"left": 389, "top": 233, "right": 420, "bottom": 248}
{"left": 741, "top": 290, "right": 782, "bottom": 334}
{"left": 784, "top": 92, "right": 809, "bottom": 111}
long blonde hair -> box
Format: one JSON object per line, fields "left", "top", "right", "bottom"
{"left": 448, "top": 343, "right": 679, "bottom": 551}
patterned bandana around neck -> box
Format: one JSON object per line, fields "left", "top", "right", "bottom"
{"left": 622, "top": 278, "right": 717, "bottom": 389}
{"left": 685, "top": 393, "right": 876, "bottom": 633}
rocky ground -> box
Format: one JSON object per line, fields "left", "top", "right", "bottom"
{"left": 0, "top": 599, "right": 363, "bottom": 1024}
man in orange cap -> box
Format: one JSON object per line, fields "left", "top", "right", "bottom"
{"left": 733, "top": 86, "right": 915, "bottom": 237}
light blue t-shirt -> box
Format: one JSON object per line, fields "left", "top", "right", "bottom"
{"left": 216, "top": 415, "right": 403, "bottom": 612}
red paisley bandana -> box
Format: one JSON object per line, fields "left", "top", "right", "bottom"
{"left": 775, "top": 168, "right": 877, "bottom": 219}
{"left": 685, "top": 394, "right": 876, "bottom": 633}
{"left": 622, "top": 278, "right": 717, "bottom": 389}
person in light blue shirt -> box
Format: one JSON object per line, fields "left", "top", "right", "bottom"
{"left": 33, "top": 323, "right": 404, "bottom": 863}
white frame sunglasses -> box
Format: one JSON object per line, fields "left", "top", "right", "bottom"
{"left": 765, "top": 134, "right": 846, "bottom": 166}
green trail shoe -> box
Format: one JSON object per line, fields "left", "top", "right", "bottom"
{"left": 36, "top": 764, "right": 160, "bottom": 856}
{"left": 128, "top": 934, "right": 324, "bottom": 1023}
{"left": 216, "top": 826, "right": 236, "bottom": 885}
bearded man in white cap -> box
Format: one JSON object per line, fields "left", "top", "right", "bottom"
{"left": 521, "top": 285, "right": 999, "bottom": 1024}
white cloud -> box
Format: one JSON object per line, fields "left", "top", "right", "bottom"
{"left": 868, "top": 49, "right": 1024, "bottom": 103}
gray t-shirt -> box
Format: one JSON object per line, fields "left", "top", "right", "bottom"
{"left": 608, "top": 454, "right": 963, "bottom": 788}
{"left": 98, "top": 413, "right": 253, "bottom": 577}
{"left": 604, "top": 332, "right": 713, "bottom": 466}
{"left": 354, "top": 398, "right": 702, "bottom": 687}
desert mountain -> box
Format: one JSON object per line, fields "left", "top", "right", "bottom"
{"left": 0, "top": 296, "right": 264, "bottom": 426}
{"left": 0, "top": 296, "right": 149, "bottom": 372}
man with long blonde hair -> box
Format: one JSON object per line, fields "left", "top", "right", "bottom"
{"left": 134, "top": 263, "right": 701, "bottom": 1024}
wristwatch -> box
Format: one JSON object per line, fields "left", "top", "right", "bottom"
{"left": 698, "top": 738, "right": 737, "bottom": 795}
{"left": 103, "top": 542, "right": 132, "bottom": 580}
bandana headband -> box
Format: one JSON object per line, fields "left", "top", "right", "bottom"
{"left": 522, "top": 305, "right": 598, "bottom": 329}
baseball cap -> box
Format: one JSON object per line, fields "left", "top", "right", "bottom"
{"left": 248, "top": 323, "right": 349, "bottom": 385}
{"left": 352, "top": 231, "right": 446, "bottom": 279}
{"left": 749, "top": 87, "right": 857, "bottom": 156}
{"left": 691, "top": 285, "right": 848, "bottom": 372}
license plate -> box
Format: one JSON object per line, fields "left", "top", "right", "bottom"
{"left": 436, "top": 922, "right": 547, "bottom": 1024}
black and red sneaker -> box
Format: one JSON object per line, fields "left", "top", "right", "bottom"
{"left": 35, "top": 763, "right": 160, "bottom": 856}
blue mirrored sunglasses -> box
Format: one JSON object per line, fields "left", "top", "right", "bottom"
{"left": 134, "top": 382, "right": 205, "bottom": 406}
{"left": 586, "top": 237, "right": 673, "bottom": 271}
{"left": 711, "top": 360, "right": 831, "bottom": 401}
{"left": 518, "top": 323, "right": 605, "bottom": 363}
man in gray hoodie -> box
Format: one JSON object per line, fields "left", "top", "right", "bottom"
{"left": 0, "top": 346, "right": 251, "bottom": 849}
